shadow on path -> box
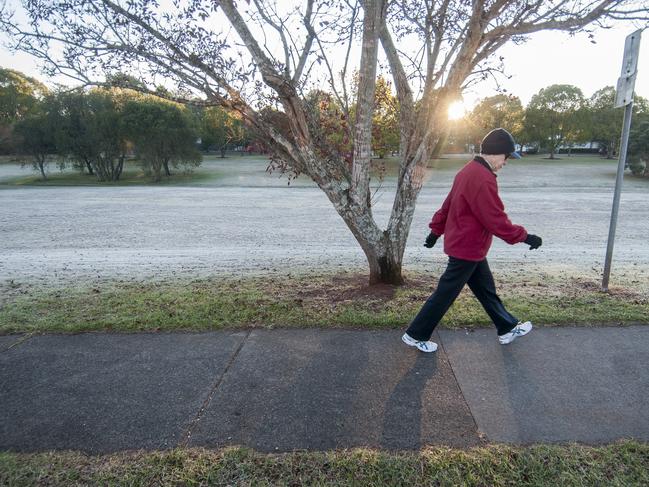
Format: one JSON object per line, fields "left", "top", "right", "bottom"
{"left": 380, "top": 352, "right": 439, "bottom": 449}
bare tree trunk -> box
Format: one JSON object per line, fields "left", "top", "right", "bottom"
{"left": 163, "top": 159, "right": 172, "bottom": 176}
{"left": 345, "top": 0, "right": 387, "bottom": 282}
{"left": 365, "top": 243, "right": 403, "bottom": 285}
{"left": 607, "top": 140, "right": 616, "bottom": 159}
{"left": 151, "top": 159, "right": 162, "bottom": 182}
{"left": 337, "top": 208, "right": 404, "bottom": 285}
{"left": 37, "top": 156, "right": 47, "bottom": 180}
{"left": 109, "top": 158, "right": 117, "bottom": 181}
{"left": 351, "top": 0, "right": 383, "bottom": 211}
{"left": 115, "top": 155, "right": 124, "bottom": 180}
{"left": 92, "top": 163, "right": 105, "bottom": 181}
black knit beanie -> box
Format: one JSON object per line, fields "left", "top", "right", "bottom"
{"left": 480, "top": 128, "right": 519, "bottom": 156}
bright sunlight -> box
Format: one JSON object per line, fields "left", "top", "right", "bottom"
{"left": 447, "top": 100, "right": 467, "bottom": 120}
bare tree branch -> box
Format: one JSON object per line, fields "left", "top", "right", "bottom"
{"left": 292, "top": 0, "right": 315, "bottom": 84}
{"left": 252, "top": 0, "right": 292, "bottom": 79}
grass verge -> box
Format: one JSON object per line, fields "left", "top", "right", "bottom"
{"left": 1, "top": 441, "right": 648, "bottom": 486}
{"left": 1, "top": 272, "right": 647, "bottom": 334}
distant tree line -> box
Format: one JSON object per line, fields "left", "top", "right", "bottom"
{"left": 293, "top": 79, "right": 649, "bottom": 173}
{"left": 448, "top": 84, "right": 649, "bottom": 168}
{"left": 0, "top": 68, "right": 253, "bottom": 181}
{"left": 2, "top": 67, "right": 648, "bottom": 182}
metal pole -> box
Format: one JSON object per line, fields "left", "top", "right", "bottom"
{"left": 602, "top": 101, "right": 634, "bottom": 291}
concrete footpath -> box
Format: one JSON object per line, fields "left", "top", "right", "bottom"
{"left": 1, "top": 327, "right": 648, "bottom": 454}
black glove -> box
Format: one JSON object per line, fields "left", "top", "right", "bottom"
{"left": 424, "top": 232, "right": 439, "bottom": 248}
{"left": 524, "top": 234, "right": 542, "bottom": 250}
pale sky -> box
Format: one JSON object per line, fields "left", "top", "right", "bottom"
{"left": 461, "top": 25, "right": 648, "bottom": 107}
{"left": 0, "top": 19, "right": 646, "bottom": 113}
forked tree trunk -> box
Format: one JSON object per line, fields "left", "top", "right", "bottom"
{"left": 346, "top": 228, "right": 406, "bottom": 285}
{"left": 223, "top": 0, "right": 418, "bottom": 286}
{"left": 334, "top": 173, "right": 419, "bottom": 286}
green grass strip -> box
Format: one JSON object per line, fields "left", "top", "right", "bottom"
{"left": 1, "top": 441, "right": 648, "bottom": 486}
{"left": 1, "top": 274, "right": 647, "bottom": 334}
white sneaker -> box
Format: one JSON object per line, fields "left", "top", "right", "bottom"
{"left": 498, "top": 321, "right": 533, "bottom": 345}
{"left": 402, "top": 333, "right": 438, "bottom": 353}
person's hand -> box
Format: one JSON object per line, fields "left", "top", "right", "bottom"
{"left": 424, "top": 232, "right": 439, "bottom": 248}
{"left": 524, "top": 234, "right": 542, "bottom": 250}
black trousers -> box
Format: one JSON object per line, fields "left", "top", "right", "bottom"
{"left": 406, "top": 257, "right": 518, "bottom": 341}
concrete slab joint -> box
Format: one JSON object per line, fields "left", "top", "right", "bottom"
{"left": 179, "top": 330, "right": 252, "bottom": 447}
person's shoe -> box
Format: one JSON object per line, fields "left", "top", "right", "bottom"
{"left": 498, "top": 321, "right": 533, "bottom": 345}
{"left": 402, "top": 333, "right": 438, "bottom": 353}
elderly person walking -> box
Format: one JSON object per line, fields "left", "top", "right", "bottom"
{"left": 402, "top": 128, "right": 542, "bottom": 353}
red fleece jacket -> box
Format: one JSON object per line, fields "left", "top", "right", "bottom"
{"left": 429, "top": 158, "right": 527, "bottom": 261}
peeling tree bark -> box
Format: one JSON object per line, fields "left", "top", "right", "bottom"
{"left": 352, "top": 0, "right": 382, "bottom": 210}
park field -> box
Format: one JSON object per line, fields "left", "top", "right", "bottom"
{"left": 1, "top": 153, "right": 648, "bottom": 333}
{"left": 2, "top": 152, "right": 646, "bottom": 187}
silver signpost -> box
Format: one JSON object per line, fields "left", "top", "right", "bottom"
{"left": 602, "top": 29, "right": 642, "bottom": 292}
